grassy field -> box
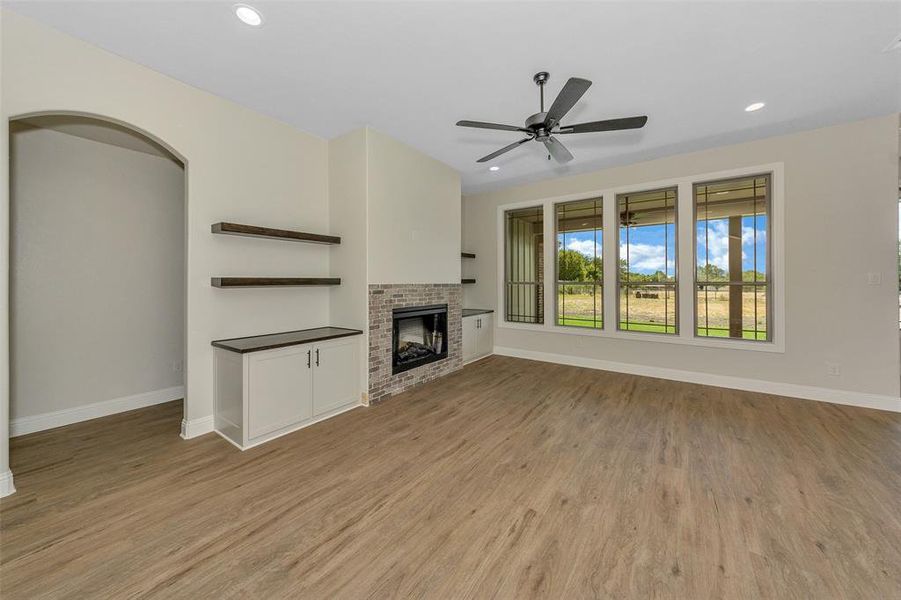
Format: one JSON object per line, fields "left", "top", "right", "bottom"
{"left": 556, "top": 288, "right": 767, "bottom": 339}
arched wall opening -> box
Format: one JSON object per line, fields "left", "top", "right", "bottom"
{"left": 7, "top": 111, "right": 189, "bottom": 445}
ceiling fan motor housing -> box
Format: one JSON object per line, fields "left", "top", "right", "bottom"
{"left": 525, "top": 112, "right": 550, "bottom": 140}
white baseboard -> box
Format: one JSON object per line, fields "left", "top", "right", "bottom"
{"left": 181, "top": 415, "right": 214, "bottom": 439}
{"left": 10, "top": 386, "right": 185, "bottom": 437}
{"left": 0, "top": 469, "right": 15, "bottom": 498}
{"left": 494, "top": 346, "right": 901, "bottom": 413}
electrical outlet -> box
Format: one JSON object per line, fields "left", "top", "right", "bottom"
{"left": 867, "top": 272, "right": 882, "bottom": 285}
{"left": 825, "top": 362, "right": 841, "bottom": 377}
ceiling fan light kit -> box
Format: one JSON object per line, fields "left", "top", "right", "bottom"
{"left": 457, "top": 71, "right": 648, "bottom": 165}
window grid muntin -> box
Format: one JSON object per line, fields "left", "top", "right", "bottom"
{"left": 504, "top": 206, "right": 544, "bottom": 324}
{"left": 615, "top": 187, "right": 679, "bottom": 335}
{"left": 693, "top": 173, "right": 772, "bottom": 342}
{"left": 555, "top": 197, "right": 604, "bottom": 330}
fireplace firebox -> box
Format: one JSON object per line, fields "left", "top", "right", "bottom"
{"left": 392, "top": 304, "right": 448, "bottom": 374}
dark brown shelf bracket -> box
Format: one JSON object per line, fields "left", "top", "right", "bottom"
{"left": 212, "top": 222, "right": 340, "bottom": 245}
{"left": 461, "top": 252, "right": 476, "bottom": 259}
{"left": 461, "top": 278, "right": 476, "bottom": 284}
{"left": 211, "top": 277, "right": 341, "bottom": 288}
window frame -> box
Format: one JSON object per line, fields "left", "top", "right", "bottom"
{"left": 692, "top": 173, "right": 773, "bottom": 343}
{"left": 494, "top": 163, "right": 785, "bottom": 353}
{"left": 615, "top": 186, "right": 679, "bottom": 336}
{"left": 502, "top": 204, "right": 545, "bottom": 325}
{"left": 554, "top": 196, "right": 605, "bottom": 330}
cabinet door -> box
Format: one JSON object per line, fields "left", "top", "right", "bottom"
{"left": 477, "top": 313, "right": 494, "bottom": 357}
{"left": 312, "top": 336, "right": 360, "bottom": 416}
{"left": 247, "top": 345, "right": 313, "bottom": 439}
{"left": 462, "top": 316, "right": 478, "bottom": 363}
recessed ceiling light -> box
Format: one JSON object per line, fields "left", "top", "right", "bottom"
{"left": 234, "top": 4, "right": 263, "bottom": 26}
{"left": 489, "top": 166, "right": 500, "bottom": 172}
{"left": 745, "top": 102, "right": 766, "bottom": 112}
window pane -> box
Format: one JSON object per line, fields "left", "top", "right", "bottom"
{"left": 505, "top": 206, "right": 544, "bottom": 324}
{"left": 695, "top": 174, "right": 770, "bottom": 341}
{"left": 617, "top": 187, "right": 678, "bottom": 334}
{"left": 556, "top": 197, "right": 602, "bottom": 329}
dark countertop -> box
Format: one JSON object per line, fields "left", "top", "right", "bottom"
{"left": 462, "top": 308, "right": 494, "bottom": 318}
{"left": 212, "top": 326, "right": 363, "bottom": 354}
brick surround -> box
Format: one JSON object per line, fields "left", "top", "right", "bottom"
{"left": 368, "top": 283, "right": 462, "bottom": 403}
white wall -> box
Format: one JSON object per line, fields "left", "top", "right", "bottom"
{"left": 366, "top": 128, "right": 461, "bottom": 285}
{"left": 328, "top": 128, "right": 369, "bottom": 395}
{"left": 10, "top": 126, "right": 184, "bottom": 422}
{"left": 463, "top": 115, "right": 900, "bottom": 405}
{"left": 0, "top": 9, "right": 12, "bottom": 496}
{"left": 0, "top": 8, "right": 332, "bottom": 481}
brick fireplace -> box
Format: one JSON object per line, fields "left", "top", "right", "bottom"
{"left": 368, "top": 283, "right": 462, "bottom": 403}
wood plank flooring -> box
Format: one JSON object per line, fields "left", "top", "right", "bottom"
{"left": 2, "top": 355, "right": 900, "bottom": 599}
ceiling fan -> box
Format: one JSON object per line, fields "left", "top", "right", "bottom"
{"left": 456, "top": 72, "right": 647, "bottom": 164}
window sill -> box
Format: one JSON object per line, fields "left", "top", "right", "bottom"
{"left": 497, "top": 320, "right": 785, "bottom": 353}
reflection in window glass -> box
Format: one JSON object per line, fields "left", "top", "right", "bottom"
{"left": 617, "top": 188, "right": 678, "bottom": 334}
{"left": 504, "top": 206, "right": 544, "bottom": 324}
{"left": 695, "top": 174, "right": 770, "bottom": 341}
{"left": 556, "top": 198, "right": 603, "bottom": 329}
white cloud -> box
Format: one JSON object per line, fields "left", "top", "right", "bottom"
{"left": 566, "top": 238, "right": 599, "bottom": 257}
{"left": 696, "top": 220, "right": 764, "bottom": 271}
{"left": 619, "top": 242, "right": 674, "bottom": 274}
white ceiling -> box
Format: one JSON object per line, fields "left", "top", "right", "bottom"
{"left": 6, "top": 1, "right": 901, "bottom": 194}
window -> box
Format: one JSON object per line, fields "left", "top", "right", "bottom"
{"left": 504, "top": 206, "right": 544, "bottom": 324}
{"left": 556, "top": 198, "right": 603, "bottom": 329}
{"left": 694, "top": 174, "right": 770, "bottom": 341}
{"left": 617, "top": 188, "right": 678, "bottom": 334}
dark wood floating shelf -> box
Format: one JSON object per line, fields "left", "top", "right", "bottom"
{"left": 461, "top": 252, "right": 476, "bottom": 259}
{"left": 211, "top": 277, "right": 341, "bottom": 288}
{"left": 212, "top": 327, "right": 363, "bottom": 354}
{"left": 461, "top": 278, "right": 476, "bottom": 284}
{"left": 212, "top": 222, "right": 340, "bottom": 245}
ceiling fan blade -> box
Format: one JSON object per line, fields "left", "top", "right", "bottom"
{"left": 557, "top": 115, "right": 648, "bottom": 134}
{"left": 476, "top": 137, "right": 533, "bottom": 163}
{"left": 457, "top": 120, "right": 531, "bottom": 133}
{"left": 543, "top": 136, "right": 573, "bottom": 164}
{"left": 545, "top": 77, "right": 592, "bottom": 127}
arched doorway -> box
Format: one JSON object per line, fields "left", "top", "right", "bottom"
{"left": 6, "top": 112, "right": 188, "bottom": 487}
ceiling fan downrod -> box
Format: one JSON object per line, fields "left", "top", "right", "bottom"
{"left": 534, "top": 71, "right": 549, "bottom": 113}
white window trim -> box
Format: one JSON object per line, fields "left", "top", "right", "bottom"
{"left": 496, "top": 162, "right": 785, "bottom": 353}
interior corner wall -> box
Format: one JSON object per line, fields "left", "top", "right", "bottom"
{"left": 0, "top": 7, "right": 12, "bottom": 490}
{"left": 1, "top": 10, "right": 331, "bottom": 432}
{"left": 10, "top": 127, "right": 185, "bottom": 421}
{"left": 328, "top": 128, "right": 369, "bottom": 397}
{"left": 365, "top": 128, "right": 461, "bottom": 285}
{"left": 463, "top": 114, "right": 901, "bottom": 400}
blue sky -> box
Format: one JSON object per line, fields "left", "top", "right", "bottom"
{"left": 559, "top": 215, "right": 767, "bottom": 275}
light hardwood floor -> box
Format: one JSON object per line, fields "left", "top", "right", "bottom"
{"left": 2, "top": 356, "right": 900, "bottom": 599}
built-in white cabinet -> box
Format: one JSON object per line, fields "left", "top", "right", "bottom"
{"left": 214, "top": 334, "right": 361, "bottom": 449}
{"left": 462, "top": 312, "right": 493, "bottom": 364}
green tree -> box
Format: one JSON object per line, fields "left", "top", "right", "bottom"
{"left": 697, "top": 264, "right": 727, "bottom": 281}
{"left": 742, "top": 269, "right": 766, "bottom": 282}
{"left": 558, "top": 249, "right": 588, "bottom": 282}
{"left": 585, "top": 256, "right": 603, "bottom": 282}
